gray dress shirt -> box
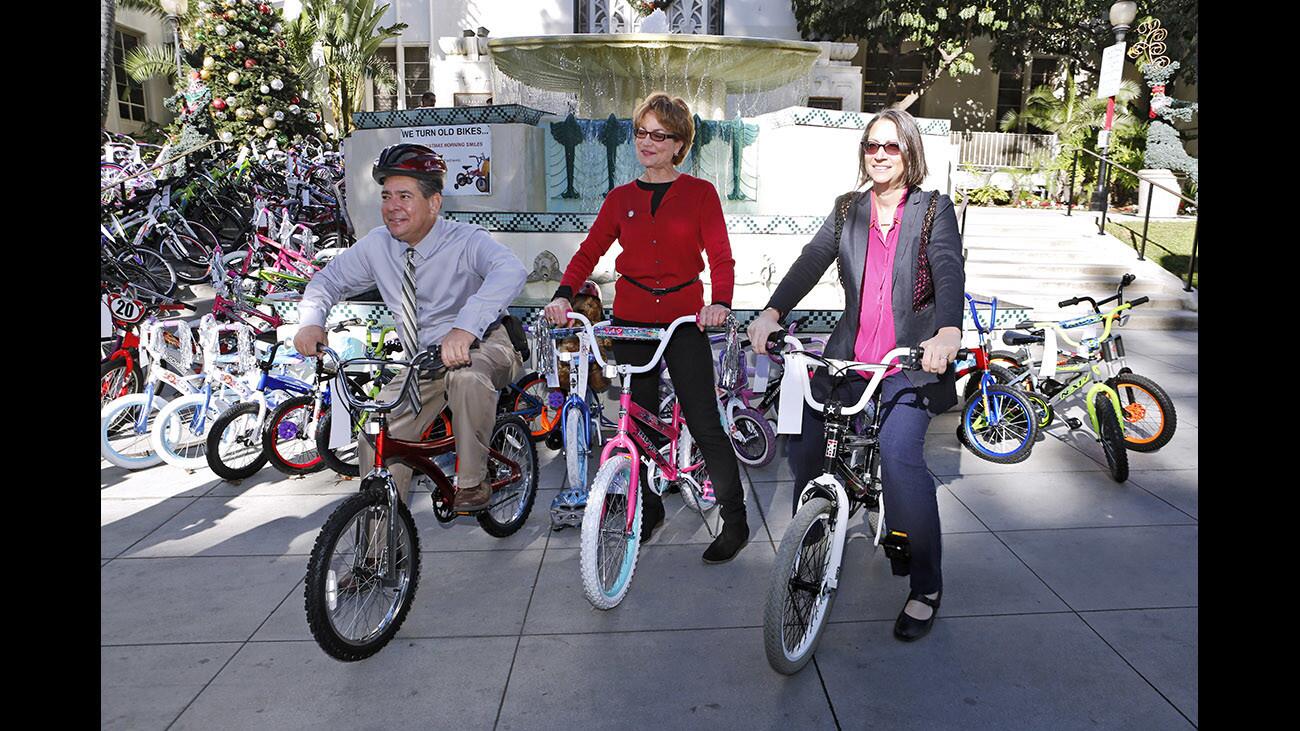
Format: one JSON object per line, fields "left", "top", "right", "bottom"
{"left": 298, "top": 216, "right": 528, "bottom": 348}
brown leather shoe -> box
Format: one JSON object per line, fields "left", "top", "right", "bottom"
{"left": 453, "top": 482, "right": 491, "bottom": 512}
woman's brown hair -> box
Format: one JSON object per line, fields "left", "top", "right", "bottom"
{"left": 633, "top": 92, "right": 695, "bottom": 166}
{"left": 857, "top": 108, "right": 928, "bottom": 190}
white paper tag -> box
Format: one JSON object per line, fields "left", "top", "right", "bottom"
{"left": 576, "top": 341, "right": 590, "bottom": 396}
{"left": 100, "top": 296, "right": 113, "bottom": 339}
{"left": 328, "top": 375, "right": 352, "bottom": 449}
{"left": 752, "top": 355, "right": 770, "bottom": 393}
{"left": 776, "top": 353, "right": 806, "bottom": 435}
{"left": 1038, "top": 328, "right": 1058, "bottom": 380}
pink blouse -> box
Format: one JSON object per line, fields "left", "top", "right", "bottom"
{"left": 853, "top": 190, "right": 908, "bottom": 375}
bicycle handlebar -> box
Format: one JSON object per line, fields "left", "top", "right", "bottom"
{"left": 770, "top": 336, "right": 960, "bottom": 416}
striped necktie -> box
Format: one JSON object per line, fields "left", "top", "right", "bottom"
{"left": 400, "top": 247, "right": 419, "bottom": 357}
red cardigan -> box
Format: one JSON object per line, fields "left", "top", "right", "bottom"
{"left": 556, "top": 174, "right": 735, "bottom": 324}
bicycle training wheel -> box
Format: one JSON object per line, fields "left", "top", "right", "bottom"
{"left": 579, "top": 454, "right": 642, "bottom": 609}
{"left": 763, "top": 496, "right": 838, "bottom": 675}
{"left": 205, "top": 401, "right": 269, "bottom": 480}
{"left": 1108, "top": 373, "right": 1177, "bottom": 452}
{"left": 476, "top": 416, "right": 539, "bottom": 537}
{"left": 304, "top": 486, "right": 421, "bottom": 661}
{"left": 1094, "top": 391, "right": 1130, "bottom": 482}
{"left": 959, "top": 385, "right": 1039, "bottom": 464}
{"left": 263, "top": 395, "right": 327, "bottom": 475}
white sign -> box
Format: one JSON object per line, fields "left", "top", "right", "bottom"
{"left": 1096, "top": 42, "right": 1127, "bottom": 99}
{"left": 398, "top": 125, "right": 492, "bottom": 196}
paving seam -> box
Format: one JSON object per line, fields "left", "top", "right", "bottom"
{"left": 107, "top": 495, "right": 204, "bottom": 561}
{"left": 492, "top": 502, "right": 553, "bottom": 731}
{"left": 1122, "top": 476, "right": 1199, "bottom": 522}
{"left": 988, "top": 523, "right": 1197, "bottom": 534}
{"left": 811, "top": 656, "right": 842, "bottom": 730}
{"left": 946, "top": 485, "right": 1197, "bottom": 725}
{"left": 741, "top": 465, "right": 779, "bottom": 551}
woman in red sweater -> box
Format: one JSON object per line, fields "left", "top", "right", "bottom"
{"left": 543, "top": 92, "right": 750, "bottom": 564}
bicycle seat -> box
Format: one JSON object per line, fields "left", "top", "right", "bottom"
{"left": 1002, "top": 330, "right": 1045, "bottom": 346}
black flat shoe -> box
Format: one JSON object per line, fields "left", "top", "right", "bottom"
{"left": 640, "top": 495, "right": 665, "bottom": 544}
{"left": 702, "top": 521, "right": 750, "bottom": 564}
{"left": 893, "top": 590, "right": 941, "bottom": 642}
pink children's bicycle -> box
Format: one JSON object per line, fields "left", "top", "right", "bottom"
{"left": 561, "top": 311, "right": 738, "bottom": 609}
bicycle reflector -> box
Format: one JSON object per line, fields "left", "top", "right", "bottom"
{"left": 881, "top": 530, "right": 912, "bottom": 576}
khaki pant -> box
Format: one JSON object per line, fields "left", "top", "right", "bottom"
{"left": 358, "top": 326, "right": 522, "bottom": 501}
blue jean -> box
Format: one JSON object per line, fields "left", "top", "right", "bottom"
{"left": 786, "top": 371, "right": 942, "bottom": 595}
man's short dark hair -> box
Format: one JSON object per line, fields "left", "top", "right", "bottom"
{"left": 416, "top": 175, "right": 443, "bottom": 197}
{"left": 420, "top": 92, "right": 437, "bottom": 107}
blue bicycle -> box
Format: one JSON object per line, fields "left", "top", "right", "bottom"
{"left": 954, "top": 293, "right": 1040, "bottom": 464}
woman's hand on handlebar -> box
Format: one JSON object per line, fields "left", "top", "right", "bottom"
{"left": 747, "top": 308, "right": 784, "bottom": 355}
{"left": 293, "top": 324, "right": 327, "bottom": 356}
{"left": 697, "top": 303, "right": 730, "bottom": 331}
{"left": 918, "top": 326, "right": 962, "bottom": 374}
{"left": 543, "top": 297, "right": 572, "bottom": 326}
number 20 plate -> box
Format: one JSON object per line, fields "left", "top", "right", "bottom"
{"left": 107, "top": 294, "right": 144, "bottom": 324}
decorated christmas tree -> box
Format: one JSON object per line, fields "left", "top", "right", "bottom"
{"left": 187, "top": 0, "right": 329, "bottom": 148}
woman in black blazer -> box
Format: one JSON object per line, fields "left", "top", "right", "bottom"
{"left": 748, "top": 109, "right": 965, "bottom": 642}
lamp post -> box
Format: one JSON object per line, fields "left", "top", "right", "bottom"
{"left": 160, "top": 0, "right": 188, "bottom": 81}
{"left": 1090, "top": 0, "right": 1138, "bottom": 213}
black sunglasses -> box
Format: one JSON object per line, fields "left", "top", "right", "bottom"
{"left": 861, "top": 140, "right": 903, "bottom": 155}
{"left": 634, "top": 127, "right": 680, "bottom": 142}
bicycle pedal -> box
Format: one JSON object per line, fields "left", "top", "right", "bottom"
{"left": 1064, "top": 417, "right": 1083, "bottom": 430}
{"left": 880, "top": 530, "right": 912, "bottom": 577}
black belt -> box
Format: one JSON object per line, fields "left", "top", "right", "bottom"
{"left": 621, "top": 275, "right": 699, "bottom": 296}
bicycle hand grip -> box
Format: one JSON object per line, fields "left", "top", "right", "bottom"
{"left": 1129, "top": 296, "right": 1149, "bottom": 307}
{"left": 1121, "top": 273, "right": 1136, "bottom": 287}
{"left": 1058, "top": 297, "right": 1080, "bottom": 308}
{"left": 1015, "top": 320, "right": 1035, "bottom": 329}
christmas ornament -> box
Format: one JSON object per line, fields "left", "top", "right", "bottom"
{"left": 272, "top": 23, "right": 282, "bottom": 33}
{"left": 270, "top": 78, "right": 284, "bottom": 91}
{"left": 288, "top": 104, "right": 300, "bottom": 114}
{"left": 255, "top": 127, "right": 268, "bottom": 138}
{"left": 256, "top": 104, "right": 269, "bottom": 116}
{"left": 234, "top": 40, "right": 244, "bottom": 51}
{"left": 220, "top": 131, "right": 235, "bottom": 143}
{"left": 222, "top": 0, "right": 234, "bottom": 7}
{"left": 225, "top": 96, "right": 236, "bottom": 106}
{"left": 212, "top": 98, "right": 227, "bottom": 110}
{"left": 243, "top": 58, "right": 256, "bottom": 69}
{"left": 215, "top": 24, "right": 227, "bottom": 36}
{"left": 200, "top": 68, "right": 211, "bottom": 80}
{"left": 273, "top": 110, "right": 284, "bottom": 121}
{"left": 224, "top": 9, "right": 236, "bottom": 20}
{"left": 214, "top": 111, "right": 227, "bottom": 120}
{"left": 227, "top": 71, "right": 241, "bottom": 85}
{"left": 258, "top": 3, "right": 270, "bottom": 13}
{"left": 291, "top": 96, "right": 299, "bottom": 104}
{"left": 198, "top": 1, "right": 208, "bottom": 10}
{"left": 259, "top": 25, "right": 268, "bottom": 33}
{"left": 307, "top": 112, "right": 318, "bottom": 123}
{"left": 263, "top": 118, "right": 276, "bottom": 129}
{"left": 203, "top": 56, "right": 215, "bottom": 69}
{"left": 260, "top": 84, "right": 270, "bottom": 94}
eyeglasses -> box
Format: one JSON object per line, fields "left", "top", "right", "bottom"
{"left": 861, "top": 140, "right": 903, "bottom": 156}
{"left": 634, "top": 127, "right": 680, "bottom": 142}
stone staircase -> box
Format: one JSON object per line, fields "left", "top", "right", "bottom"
{"left": 960, "top": 206, "right": 1198, "bottom": 330}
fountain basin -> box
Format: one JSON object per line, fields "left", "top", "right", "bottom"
{"left": 486, "top": 33, "right": 820, "bottom": 119}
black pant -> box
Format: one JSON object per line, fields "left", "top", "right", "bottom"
{"left": 786, "top": 371, "right": 942, "bottom": 595}
{"left": 611, "top": 320, "right": 747, "bottom": 527}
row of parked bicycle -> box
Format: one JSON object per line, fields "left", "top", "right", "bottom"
{"left": 100, "top": 268, "right": 1176, "bottom": 667}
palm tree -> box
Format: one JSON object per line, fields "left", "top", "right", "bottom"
{"left": 301, "top": 0, "right": 406, "bottom": 136}
{"left": 999, "top": 72, "right": 1143, "bottom": 146}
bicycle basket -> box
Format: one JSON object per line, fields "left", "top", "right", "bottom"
{"left": 142, "top": 318, "right": 196, "bottom": 372}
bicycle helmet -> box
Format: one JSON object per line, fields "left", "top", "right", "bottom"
{"left": 371, "top": 143, "right": 448, "bottom": 186}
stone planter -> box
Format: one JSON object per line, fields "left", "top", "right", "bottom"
{"left": 1137, "top": 169, "right": 1182, "bottom": 218}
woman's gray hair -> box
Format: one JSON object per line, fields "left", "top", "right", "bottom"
{"left": 857, "top": 109, "right": 928, "bottom": 190}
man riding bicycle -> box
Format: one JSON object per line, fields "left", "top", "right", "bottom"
{"left": 294, "top": 143, "right": 528, "bottom": 511}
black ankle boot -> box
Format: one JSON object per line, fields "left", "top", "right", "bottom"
{"left": 702, "top": 520, "right": 749, "bottom": 564}
{"left": 640, "top": 490, "right": 665, "bottom": 545}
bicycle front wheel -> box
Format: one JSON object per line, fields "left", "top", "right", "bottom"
{"left": 476, "top": 416, "right": 539, "bottom": 537}
{"left": 263, "top": 395, "right": 327, "bottom": 475}
{"left": 101, "top": 355, "right": 143, "bottom": 410}
{"left": 563, "top": 403, "right": 588, "bottom": 494}
{"left": 152, "top": 393, "right": 228, "bottom": 470}
{"left": 101, "top": 393, "right": 168, "bottom": 470}
{"left": 764, "top": 496, "right": 838, "bottom": 675}
{"left": 514, "top": 373, "right": 559, "bottom": 440}
{"left": 304, "top": 486, "right": 421, "bottom": 661}
{"left": 579, "top": 455, "right": 641, "bottom": 609}
{"left": 959, "top": 385, "right": 1039, "bottom": 464}
{"left": 1094, "top": 392, "right": 1130, "bottom": 482}
{"left": 729, "top": 407, "right": 777, "bottom": 467}
{"left": 206, "top": 401, "right": 268, "bottom": 480}
{"left": 315, "top": 409, "right": 360, "bottom": 478}
{"left": 1109, "top": 373, "right": 1177, "bottom": 452}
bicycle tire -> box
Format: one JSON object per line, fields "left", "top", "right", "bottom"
{"left": 961, "top": 363, "right": 1017, "bottom": 403}
{"left": 205, "top": 401, "right": 269, "bottom": 480}
{"left": 579, "top": 454, "right": 642, "bottom": 609}
{"left": 116, "top": 248, "right": 177, "bottom": 298}
{"left": 959, "top": 384, "right": 1039, "bottom": 464}
{"left": 101, "top": 355, "right": 143, "bottom": 410}
{"left": 263, "top": 395, "right": 327, "bottom": 475}
{"left": 514, "top": 373, "right": 559, "bottom": 440}
{"left": 676, "top": 439, "right": 717, "bottom": 513}
{"left": 157, "top": 230, "right": 212, "bottom": 284}
{"left": 152, "top": 393, "right": 230, "bottom": 471}
{"left": 563, "top": 402, "right": 588, "bottom": 495}
{"left": 476, "top": 416, "right": 539, "bottom": 537}
{"left": 303, "top": 485, "right": 420, "bottom": 661}
{"left": 315, "top": 409, "right": 360, "bottom": 478}
{"left": 1024, "top": 391, "right": 1053, "bottom": 430}
{"left": 100, "top": 392, "right": 169, "bottom": 470}
{"left": 1108, "top": 373, "right": 1177, "bottom": 452}
{"left": 763, "top": 496, "right": 838, "bottom": 675}
{"left": 729, "top": 407, "right": 777, "bottom": 467}
{"left": 1094, "top": 391, "right": 1130, "bottom": 482}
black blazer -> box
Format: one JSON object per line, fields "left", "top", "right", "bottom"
{"left": 765, "top": 186, "right": 966, "bottom": 414}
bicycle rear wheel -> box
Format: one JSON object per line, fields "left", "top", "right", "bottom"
{"left": 264, "top": 395, "right": 327, "bottom": 475}
{"left": 513, "top": 373, "right": 559, "bottom": 440}
{"left": 206, "top": 401, "right": 269, "bottom": 480}
{"left": 579, "top": 455, "right": 641, "bottom": 609}
{"left": 315, "top": 409, "right": 360, "bottom": 478}
{"left": 304, "top": 485, "right": 420, "bottom": 661}
{"left": 1109, "top": 373, "right": 1177, "bottom": 452}
{"left": 1094, "top": 392, "right": 1130, "bottom": 482}
{"left": 152, "top": 393, "right": 227, "bottom": 471}
{"left": 116, "top": 248, "right": 177, "bottom": 298}
{"left": 729, "top": 407, "right": 776, "bottom": 468}
{"left": 764, "top": 496, "right": 838, "bottom": 675}
{"left": 476, "top": 416, "right": 539, "bottom": 537}
{"left": 101, "top": 355, "right": 142, "bottom": 410}
{"left": 563, "top": 403, "right": 588, "bottom": 494}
